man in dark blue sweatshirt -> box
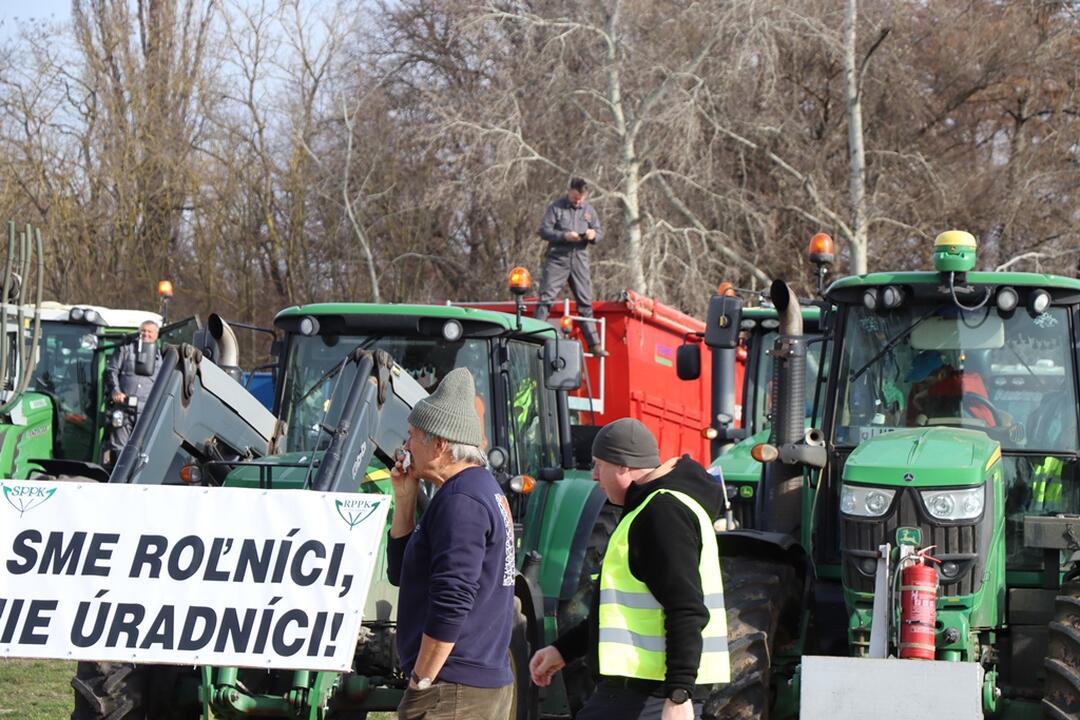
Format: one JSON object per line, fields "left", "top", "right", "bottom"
{"left": 387, "top": 367, "right": 515, "bottom": 720}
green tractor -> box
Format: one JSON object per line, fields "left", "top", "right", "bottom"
{"left": 74, "top": 299, "right": 632, "bottom": 719}
{"left": 0, "top": 220, "right": 50, "bottom": 479}
{"left": 27, "top": 302, "right": 182, "bottom": 478}
{"left": 728, "top": 230, "right": 1080, "bottom": 718}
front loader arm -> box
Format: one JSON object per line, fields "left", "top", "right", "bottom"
{"left": 311, "top": 348, "right": 427, "bottom": 492}
{"left": 111, "top": 344, "right": 276, "bottom": 485}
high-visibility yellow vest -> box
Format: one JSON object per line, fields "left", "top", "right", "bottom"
{"left": 597, "top": 488, "right": 729, "bottom": 683}
{"left": 1032, "top": 456, "right": 1066, "bottom": 513}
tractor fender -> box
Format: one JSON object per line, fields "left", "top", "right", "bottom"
{"left": 520, "top": 472, "right": 608, "bottom": 604}
{"left": 556, "top": 481, "right": 609, "bottom": 602}
{"left": 716, "top": 528, "right": 810, "bottom": 586}
{"left": 515, "top": 571, "right": 544, "bottom": 653}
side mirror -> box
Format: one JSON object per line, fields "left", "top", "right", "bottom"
{"left": 704, "top": 294, "right": 743, "bottom": 349}
{"left": 676, "top": 343, "right": 702, "bottom": 380}
{"left": 270, "top": 339, "right": 284, "bottom": 358}
{"left": 539, "top": 466, "right": 564, "bottom": 482}
{"left": 134, "top": 338, "right": 156, "bottom": 376}
{"left": 543, "top": 339, "right": 582, "bottom": 390}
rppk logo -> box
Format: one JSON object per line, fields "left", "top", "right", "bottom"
{"left": 335, "top": 497, "right": 381, "bottom": 530}
{"left": 2, "top": 483, "right": 57, "bottom": 517}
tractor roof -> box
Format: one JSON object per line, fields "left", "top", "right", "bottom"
{"left": 827, "top": 271, "right": 1080, "bottom": 297}
{"left": 37, "top": 301, "right": 162, "bottom": 330}
{"left": 274, "top": 302, "right": 554, "bottom": 337}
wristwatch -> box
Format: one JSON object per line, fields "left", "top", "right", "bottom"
{"left": 668, "top": 688, "right": 691, "bottom": 704}
{"left": 410, "top": 670, "right": 433, "bottom": 690}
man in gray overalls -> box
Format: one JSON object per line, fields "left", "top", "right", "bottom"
{"left": 103, "top": 320, "right": 162, "bottom": 465}
{"left": 536, "top": 178, "right": 608, "bottom": 356}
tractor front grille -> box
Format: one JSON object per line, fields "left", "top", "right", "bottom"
{"left": 840, "top": 487, "right": 987, "bottom": 596}
{"left": 730, "top": 495, "right": 756, "bottom": 529}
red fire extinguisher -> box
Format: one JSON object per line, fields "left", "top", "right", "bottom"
{"left": 899, "top": 548, "right": 939, "bottom": 660}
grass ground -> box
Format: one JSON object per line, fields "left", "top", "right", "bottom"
{"left": 0, "top": 659, "right": 75, "bottom": 719}
{"left": 0, "top": 659, "right": 394, "bottom": 719}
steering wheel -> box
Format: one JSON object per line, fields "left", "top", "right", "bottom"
{"left": 962, "top": 392, "right": 1004, "bottom": 428}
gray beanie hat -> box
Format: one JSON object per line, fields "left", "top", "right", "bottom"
{"left": 592, "top": 417, "right": 660, "bottom": 469}
{"left": 408, "top": 367, "right": 483, "bottom": 446}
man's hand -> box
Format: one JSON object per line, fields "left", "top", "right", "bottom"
{"left": 389, "top": 447, "right": 421, "bottom": 538}
{"left": 661, "top": 698, "right": 695, "bottom": 720}
{"left": 528, "top": 646, "right": 565, "bottom": 687}
{"left": 390, "top": 448, "right": 419, "bottom": 498}
{"left": 563, "top": 231, "right": 582, "bottom": 243}
{"left": 582, "top": 228, "right": 595, "bottom": 242}
{"left": 111, "top": 391, "right": 126, "bottom": 404}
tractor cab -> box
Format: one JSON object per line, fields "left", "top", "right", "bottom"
{"left": 753, "top": 230, "right": 1080, "bottom": 717}
{"left": 830, "top": 274, "right": 1078, "bottom": 570}
{"left": 249, "top": 302, "right": 577, "bottom": 498}
{"left": 29, "top": 303, "right": 165, "bottom": 465}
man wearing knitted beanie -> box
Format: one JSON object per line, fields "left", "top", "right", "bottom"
{"left": 386, "top": 367, "right": 516, "bottom": 720}
{"left": 528, "top": 418, "right": 729, "bottom": 720}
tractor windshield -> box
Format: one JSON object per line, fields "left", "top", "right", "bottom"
{"left": 29, "top": 321, "right": 100, "bottom": 461}
{"left": 280, "top": 334, "right": 494, "bottom": 454}
{"left": 834, "top": 302, "right": 1077, "bottom": 453}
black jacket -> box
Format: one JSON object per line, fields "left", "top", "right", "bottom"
{"left": 553, "top": 455, "right": 724, "bottom": 697}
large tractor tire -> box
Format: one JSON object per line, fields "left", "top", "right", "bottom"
{"left": 71, "top": 661, "right": 146, "bottom": 720}
{"left": 703, "top": 556, "right": 800, "bottom": 720}
{"left": 72, "top": 662, "right": 198, "bottom": 720}
{"left": 555, "top": 501, "right": 620, "bottom": 714}
{"left": 1044, "top": 580, "right": 1080, "bottom": 719}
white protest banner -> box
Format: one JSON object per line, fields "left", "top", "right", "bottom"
{"left": 0, "top": 480, "right": 389, "bottom": 671}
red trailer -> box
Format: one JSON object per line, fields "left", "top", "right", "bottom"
{"left": 464, "top": 291, "right": 741, "bottom": 465}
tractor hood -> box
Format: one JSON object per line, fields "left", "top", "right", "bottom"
{"left": 843, "top": 427, "right": 1000, "bottom": 488}
{"left": 224, "top": 451, "right": 392, "bottom": 491}
{"left": 711, "top": 428, "right": 770, "bottom": 483}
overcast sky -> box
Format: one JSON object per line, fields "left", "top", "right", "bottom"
{"left": 1, "top": 0, "right": 71, "bottom": 28}
{"left": 0, "top": 1, "right": 68, "bottom": 43}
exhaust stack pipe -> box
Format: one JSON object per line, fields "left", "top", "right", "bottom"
{"left": 757, "top": 280, "right": 824, "bottom": 535}
{"left": 193, "top": 313, "right": 243, "bottom": 383}
{"left": 769, "top": 280, "right": 806, "bottom": 451}
{"left": 208, "top": 313, "right": 240, "bottom": 368}
{"left": 772, "top": 278, "right": 803, "bottom": 338}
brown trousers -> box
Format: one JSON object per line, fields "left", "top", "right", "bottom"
{"left": 397, "top": 681, "right": 514, "bottom": 720}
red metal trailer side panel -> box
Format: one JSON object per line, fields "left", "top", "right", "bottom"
{"left": 466, "top": 292, "right": 715, "bottom": 464}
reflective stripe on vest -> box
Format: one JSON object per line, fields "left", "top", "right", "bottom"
{"left": 597, "top": 488, "right": 729, "bottom": 684}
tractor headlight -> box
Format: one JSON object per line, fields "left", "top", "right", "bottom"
{"left": 840, "top": 484, "right": 896, "bottom": 518}
{"left": 921, "top": 487, "right": 984, "bottom": 521}
{"left": 441, "top": 319, "right": 463, "bottom": 342}
{"left": 298, "top": 315, "right": 320, "bottom": 336}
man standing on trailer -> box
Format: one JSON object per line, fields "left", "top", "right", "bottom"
{"left": 529, "top": 418, "right": 729, "bottom": 719}
{"left": 536, "top": 177, "right": 608, "bottom": 357}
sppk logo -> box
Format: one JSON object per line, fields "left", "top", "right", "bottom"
{"left": 3, "top": 483, "right": 57, "bottom": 517}
{"left": 335, "top": 497, "right": 381, "bottom": 530}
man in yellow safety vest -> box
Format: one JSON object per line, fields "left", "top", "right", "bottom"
{"left": 528, "top": 418, "right": 729, "bottom": 719}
